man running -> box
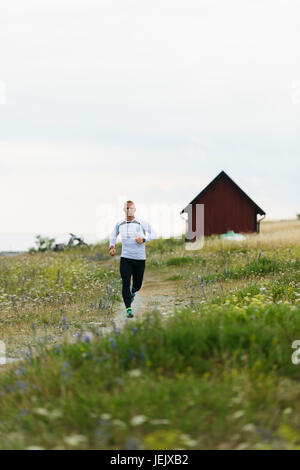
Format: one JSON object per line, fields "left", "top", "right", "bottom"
{"left": 109, "top": 200, "right": 157, "bottom": 318}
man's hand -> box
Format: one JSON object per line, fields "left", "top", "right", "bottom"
{"left": 109, "top": 246, "right": 116, "bottom": 256}
{"left": 135, "top": 236, "right": 143, "bottom": 244}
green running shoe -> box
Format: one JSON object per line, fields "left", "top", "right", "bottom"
{"left": 126, "top": 307, "right": 134, "bottom": 318}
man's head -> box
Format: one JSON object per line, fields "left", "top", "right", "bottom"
{"left": 123, "top": 200, "right": 136, "bottom": 219}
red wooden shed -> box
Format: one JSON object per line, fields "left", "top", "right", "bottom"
{"left": 180, "top": 170, "right": 266, "bottom": 240}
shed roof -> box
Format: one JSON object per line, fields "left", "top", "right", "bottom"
{"left": 180, "top": 170, "right": 266, "bottom": 216}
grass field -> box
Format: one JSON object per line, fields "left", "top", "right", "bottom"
{"left": 0, "top": 219, "right": 300, "bottom": 450}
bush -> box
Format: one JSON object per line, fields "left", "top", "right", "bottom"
{"left": 29, "top": 235, "right": 56, "bottom": 253}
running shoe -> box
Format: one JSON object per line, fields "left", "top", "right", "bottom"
{"left": 126, "top": 307, "right": 134, "bottom": 318}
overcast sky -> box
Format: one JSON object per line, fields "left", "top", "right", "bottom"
{"left": 0, "top": 0, "right": 299, "bottom": 240}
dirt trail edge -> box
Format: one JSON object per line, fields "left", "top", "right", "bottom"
{"left": 0, "top": 255, "right": 186, "bottom": 369}
{"left": 98, "top": 258, "right": 182, "bottom": 335}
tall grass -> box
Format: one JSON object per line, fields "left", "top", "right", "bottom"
{"left": 0, "top": 220, "right": 300, "bottom": 449}
{"left": 1, "top": 298, "right": 300, "bottom": 449}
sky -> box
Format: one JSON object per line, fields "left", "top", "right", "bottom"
{"left": 0, "top": 0, "right": 299, "bottom": 243}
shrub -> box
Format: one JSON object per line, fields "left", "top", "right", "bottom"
{"left": 29, "top": 235, "right": 56, "bottom": 253}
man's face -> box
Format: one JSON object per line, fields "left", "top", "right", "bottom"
{"left": 123, "top": 203, "right": 136, "bottom": 217}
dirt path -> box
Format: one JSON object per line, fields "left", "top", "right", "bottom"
{"left": 97, "top": 255, "right": 186, "bottom": 334}
{"left": 0, "top": 255, "right": 185, "bottom": 368}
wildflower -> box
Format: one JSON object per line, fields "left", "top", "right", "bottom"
{"left": 100, "top": 413, "right": 111, "bottom": 420}
{"left": 109, "top": 337, "right": 118, "bottom": 349}
{"left": 59, "top": 316, "right": 69, "bottom": 330}
{"left": 235, "top": 442, "right": 249, "bottom": 450}
{"left": 84, "top": 334, "right": 91, "bottom": 343}
{"left": 128, "top": 347, "right": 136, "bottom": 360}
{"left": 232, "top": 410, "right": 245, "bottom": 419}
{"left": 64, "top": 434, "right": 87, "bottom": 446}
{"left": 14, "top": 366, "right": 26, "bottom": 376}
{"left": 33, "top": 408, "right": 49, "bottom": 416}
{"left": 150, "top": 419, "right": 170, "bottom": 425}
{"left": 242, "top": 423, "right": 256, "bottom": 432}
{"left": 128, "top": 369, "right": 142, "bottom": 378}
{"left": 26, "top": 446, "right": 45, "bottom": 450}
{"left": 130, "top": 415, "right": 148, "bottom": 426}
{"left": 180, "top": 433, "right": 198, "bottom": 447}
{"left": 202, "top": 372, "right": 210, "bottom": 379}
{"left": 60, "top": 361, "right": 72, "bottom": 378}
{"left": 103, "top": 351, "right": 110, "bottom": 361}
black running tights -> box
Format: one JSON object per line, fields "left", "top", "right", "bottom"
{"left": 119, "top": 257, "right": 146, "bottom": 308}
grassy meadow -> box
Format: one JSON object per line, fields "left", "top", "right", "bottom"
{"left": 0, "top": 218, "right": 300, "bottom": 450}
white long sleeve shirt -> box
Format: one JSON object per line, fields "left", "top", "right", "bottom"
{"left": 109, "top": 217, "right": 157, "bottom": 260}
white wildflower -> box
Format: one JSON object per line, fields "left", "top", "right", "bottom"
{"left": 128, "top": 369, "right": 142, "bottom": 378}
{"left": 33, "top": 408, "right": 49, "bottom": 416}
{"left": 150, "top": 419, "right": 170, "bottom": 425}
{"left": 232, "top": 410, "right": 245, "bottom": 419}
{"left": 180, "top": 434, "right": 198, "bottom": 447}
{"left": 64, "top": 434, "right": 87, "bottom": 446}
{"left": 235, "top": 442, "right": 249, "bottom": 450}
{"left": 130, "top": 415, "right": 148, "bottom": 426}
{"left": 26, "top": 446, "right": 45, "bottom": 450}
{"left": 242, "top": 423, "right": 256, "bottom": 432}
{"left": 100, "top": 413, "right": 111, "bottom": 420}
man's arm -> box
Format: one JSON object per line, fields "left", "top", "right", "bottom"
{"left": 109, "top": 222, "right": 119, "bottom": 248}
{"left": 141, "top": 220, "right": 157, "bottom": 242}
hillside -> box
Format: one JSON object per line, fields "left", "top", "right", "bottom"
{"left": 0, "top": 219, "right": 299, "bottom": 449}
